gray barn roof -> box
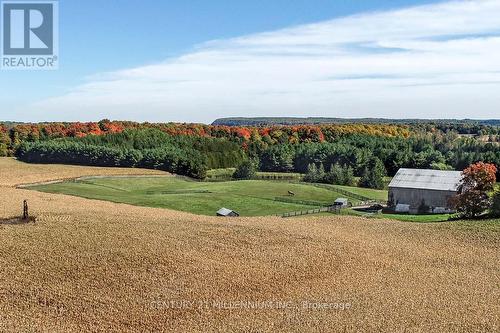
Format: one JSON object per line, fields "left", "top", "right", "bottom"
{"left": 389, "top": 168, "right": 462, "bottom": 192}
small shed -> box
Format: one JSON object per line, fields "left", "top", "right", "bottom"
{"left": 388, "top": 168, "right": 462, "bottom": 214}
{"left": 216, "top": 208, "right": 240, "bottom": 217}
{"left": 333, "top": 198, "right": 349, "bottom": 207}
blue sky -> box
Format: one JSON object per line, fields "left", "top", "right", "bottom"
{"left": 2, "top": 0, "right": 500, "bottom": 123}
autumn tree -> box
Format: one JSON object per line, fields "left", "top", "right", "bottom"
{"left": 0, "top": 124, "right": 10, "bottom": 156}
{"left": 454, "top": 162, "right": 497, "bottom": 218}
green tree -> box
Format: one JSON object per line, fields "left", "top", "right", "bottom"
{"left": 343, "top": 166, "right": 355, "bottom": 186}
{"left": 324, "top": 163, "right": 344, "bottom": 185}
{"left": 233, "top": 160, "right": 257, "bottom": 180}
{"left": 359, "top": 157, "right": 386, "bottom": 189}
{"left": 304, "top": 163, "right": 319, "bottom": 183}
{"left": 317, "top": 163, "right": 326, "bottom": 182}
{"left": 430, "top": 162, "right": 454, "bottom": 170}
{"left": 260, "top": 145, "right": 294, "bottom": 172}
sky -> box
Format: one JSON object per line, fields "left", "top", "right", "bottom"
{"left": 1, "top": 0, "right": 499, "bottom": 123}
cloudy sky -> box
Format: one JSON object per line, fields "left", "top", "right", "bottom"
{"left": 2, "top": 0, "right": 500, "bottom": 123}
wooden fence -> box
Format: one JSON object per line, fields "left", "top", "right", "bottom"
{"left": 311, "top": 183, "right": 374, "bottom": 202}
{"left": 205, "top": 172, "right": 303, "bottom": 182}
{"left": 279, "top": 205, "right": 341, "bottom": 218}
{"left": 273, "top": 197, "right": 326, "bottom": 207}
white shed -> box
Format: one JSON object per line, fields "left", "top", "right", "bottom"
{"left": 333, "top": 198, "right": 349, "bottom": 207}
{"left": 216, "top": 208, "right": 240, "bottom": 217}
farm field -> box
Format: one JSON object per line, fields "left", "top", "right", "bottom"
{"left": 29, "top": 176, "right": 385, "bottom": 216}
{"left": 1, "top": 158, "right": 499, "bottom": 332}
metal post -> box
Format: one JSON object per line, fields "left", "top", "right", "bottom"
{"left": 23, "top": 200, "right": 29, "bottom": 220}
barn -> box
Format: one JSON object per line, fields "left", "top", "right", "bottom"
{"left": 388, "top": 168, "right": 462, "bottom": 214}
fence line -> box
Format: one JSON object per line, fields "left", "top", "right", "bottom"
{"left": 205, "top": 173, "right": 303, "bottom": 182}
{"left": 311, "top": 183, "right": 374, "bottom": 202}
{"left": 279, "top": 205, "right": 341, "bottom": 218}
{"left": 273, "top": 197, "right": 326, "bottom": 207}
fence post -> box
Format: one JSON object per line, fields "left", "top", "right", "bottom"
{"left": 23, "top": 200, "right": 29, "bottom": 220}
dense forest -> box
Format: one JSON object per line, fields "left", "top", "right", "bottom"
{"left": 16, "top": 129, "right": 245, "bottom": 179}
{"left": 3, "top": 120, "right": 500, "bottom": 184}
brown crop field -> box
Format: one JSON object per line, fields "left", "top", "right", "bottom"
{"left": 0, "top": 158, "right": 499, "bottom": 332}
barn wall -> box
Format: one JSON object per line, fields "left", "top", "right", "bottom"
{"left": 389, "top": 187, "right": 457, "bottom": 212}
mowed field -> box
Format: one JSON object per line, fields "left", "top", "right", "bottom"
{"left": 29, "top": 177, "right": 384, "bottom": 216}
{"left": 0, "top": 158, "right": 499, "bottom": 332}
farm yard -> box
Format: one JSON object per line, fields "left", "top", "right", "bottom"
{"left": 1, "top": 158, "right": 499, "bottom": 332}
{"left": 29, "top": 176, "right": 386, "bottom": 217}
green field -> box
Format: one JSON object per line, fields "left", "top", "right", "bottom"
{"left": 30, "top": 176, "right": 387, "bottom": 216}
{"left": 341, "top": 209, "right": 452, "bottom": 222}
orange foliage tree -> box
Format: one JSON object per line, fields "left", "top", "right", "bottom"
{"left": 454, "top": 162, "right": 497, "bottom": 218}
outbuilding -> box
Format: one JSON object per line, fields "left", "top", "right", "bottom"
{"left": 333, "top": 198, "right": 349, "bottom": 207}
{"left": 216, "top": 208, "right": 240, "bottom": 217}
{"left": 388, "top": 168, "right": 462, "bottom": 214}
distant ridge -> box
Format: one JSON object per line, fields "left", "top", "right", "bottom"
{"left": 212, "top": 117, "right": 500, "bottom": 127}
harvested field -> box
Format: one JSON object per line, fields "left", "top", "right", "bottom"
{"left": 0, "top": 158, "right": 167, "bottom": 187}
{"left": 0, "top": 158, "right": 499, "bottom": 332}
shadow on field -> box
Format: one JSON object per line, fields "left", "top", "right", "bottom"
{"left": 0, "top": 216, "right": 36, "bottom": 225}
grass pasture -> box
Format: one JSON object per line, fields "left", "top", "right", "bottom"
{"left": 343, "top": 209, "right": 453, "bottom": 222}
{"left": 30, "top": 176, "right": 383, "bottom": 216}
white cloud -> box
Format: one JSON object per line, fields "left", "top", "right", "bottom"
{"left": 22, "top": 0, "right": 500, "bottom": 122}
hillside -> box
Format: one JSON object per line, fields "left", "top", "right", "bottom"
{"left": 212, "top": 117, "right": 500, "bottom": 127}
{"left": 28, "top": 176, "right": 387, "bottom": 216}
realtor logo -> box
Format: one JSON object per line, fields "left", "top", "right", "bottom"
{"left": 1, "top": 0, "right": 58, "bottom": 69}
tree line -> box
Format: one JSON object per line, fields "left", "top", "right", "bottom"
{"left": 255, "top": 132, "right": 500, "bottom": 181}
{"left": 15, "top": 129, "right": 246, "bottom": 179}
{"left": 0, "top": 120, "right": 410, "bottom": 157}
